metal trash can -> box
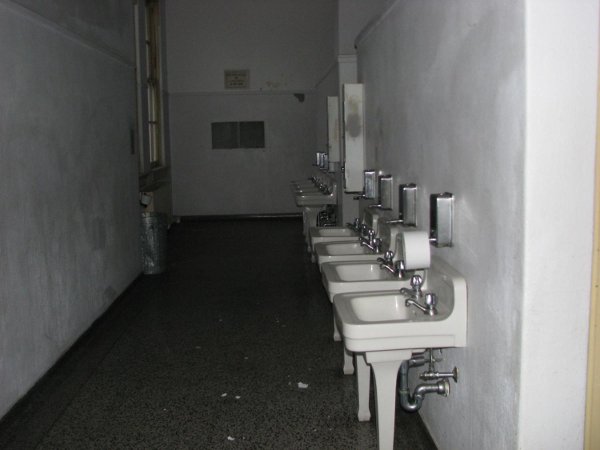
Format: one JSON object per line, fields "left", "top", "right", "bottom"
{"left": 140, "top": 212, "right": 168, "bottom": 274}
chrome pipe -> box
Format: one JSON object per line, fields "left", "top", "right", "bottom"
{"left": 398, "top": 361, "right": 450, "bottom": 413}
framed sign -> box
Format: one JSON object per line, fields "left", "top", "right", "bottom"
{"left": 224, "top": 70, "right": 250, "bottom": 89}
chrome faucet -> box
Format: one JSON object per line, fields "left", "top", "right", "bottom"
{"left": 377, "top": 250, "right": 401, "bottom": 276}
{"left": 346, "top": 217, "right": 361, "bottom": 232}
{"left": 360, "top": 229, "right": 381, "bottom": 252}
{"left": 359, "top": 228, "right": 374, "bottom": 247}
{"left": 360, "top": 223, "right": 369, "bottom": 237}
{"left": 401, "top": 275, "right": 438, "bottom": 316}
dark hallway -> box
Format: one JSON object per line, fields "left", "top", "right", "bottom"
{"left": 0, "top": 219, "right": 435, "bottom": 449}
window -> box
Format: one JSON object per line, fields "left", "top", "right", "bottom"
{"left": 211, "top": 121, "right": 265, "bottom": 149}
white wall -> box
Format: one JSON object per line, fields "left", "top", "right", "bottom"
{"left": 519, "top": 1, "right": 598, "bottom": 448}
{"left": 0, "top": 0, "right": 140, "bottom": 418}
{"left": 356, "top": 0, "right": 598, "bottom": 448}
{"left": 336, "top": 0, "right": 389, "bottom": 56}
{"left": 166, "top": 0, "right": 336, "bottom": 216}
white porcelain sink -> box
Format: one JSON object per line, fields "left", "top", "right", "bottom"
{"left": 313, "top": 221, "right": 402, "bottom": 270}
{"left": 295, "top": 192, "right": 337, "bottom": 207}
{"left": 322, "top": 260, "right": 415, "bottom": 378}
{"left": 334, "top": 257, "right": 466, "bottom": 352}
{"left": 335, "top": 263, "right": 387, "bottom": 279}
{"left": 313, "top": 227, "right": 357, "bottom": 238}
{"left": 332, "top": 256, "right": 467, "bottom": 450}
{"left": 293, "top": 186, "right": 322, "bottom": 194}
{"left": 308, "top": 209, "right": 381, "bottom": 254}
{"left": 314, "top": 241, "right": 378, "bottom": 270}
{"left": 291, "top": 180, "right": 315, "bottom": 188}
{"left": 309, "top": 228, "right": 359, "bottom": 258}
{"left": 320, "top": 242, "right": 365, "bottom": 256}
{"left": 349, "top": 294, "right": 412, "bottom": 321}
{"left": 321, "top": 261, "right": 417, "bottom": 303}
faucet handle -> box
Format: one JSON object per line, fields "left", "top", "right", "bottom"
{"left": 346, "top": 218, "right": 360, "bottom": 230}
{"left": 384, "top": 250, "right": 394, "bottom": 262}
{"left": 410, "top": 274, "right": 423, "bottom": 292}
{"left": 425, "top": 292, "right": 437, "bottom": 308}
{"left": 373, "top": 237, "right": 382, "bottom": 251}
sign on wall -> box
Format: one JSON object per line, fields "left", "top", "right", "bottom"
{"left": 224, "top": 70, "right": 250, "bottom": 89}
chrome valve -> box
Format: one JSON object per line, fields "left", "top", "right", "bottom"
{"left": 401, "top": 275, "right": 437, "bottom": 316}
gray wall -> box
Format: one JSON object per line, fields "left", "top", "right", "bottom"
{"left": 0, "top": 0, "right": 140, "bottom": 418}
{"left": 170, "top": 92, "right": 317, "bottom": 215}
{"left": 357, "top": 0, "right": 598, "bottom": 448}
{"left": 166, "top": 0, "right": 336, "bottom": 216}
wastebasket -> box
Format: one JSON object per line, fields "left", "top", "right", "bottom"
{"left": 140, "top": 212, "right": 168, "bottom": 274}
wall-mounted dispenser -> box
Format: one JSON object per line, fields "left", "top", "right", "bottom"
{"left": 314, "top": 152, "right": 324, "bottom": 167}
{"left": 353, "top": 170, "right": 377, "bottom": 200}
{"left": 321, "top": 153, "right": 329, "bottom": 171}
{"left": 429, "top": 193, "right": 454, "bottom": 247}
{"left": 342, "top": 84, "right": 365, "bottom": 193}
{"left": 378, "top": 175, "right": 394, "bottom": 210}
{"left": 399, "top": 183, "right": 418, "bottom": 226}
{"left": 363, "top": 170, "right": 377, "bottom": 199}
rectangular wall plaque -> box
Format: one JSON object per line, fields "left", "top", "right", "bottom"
{"left": 224, "top": 70, "right": 250, "bottom": 89}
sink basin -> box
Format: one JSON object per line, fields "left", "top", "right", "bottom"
{"left": 295, "top": 192, "right": 337, "bottom": 207}
{"left": 321, "top": 261, "right": 417, "bottom": 302}
{"left": 291, "top": 180, "right": 315, "bottom": 188}
{"left": 321, "top": 260, "right": 415, "bottom": 375}
{"left": 313, "top": 221, "right": 399, "bottom": 270}
{"left": 331, "top": 262, "right": 389, "bottom": 280}
{"left": 314, "top": 241, "right": 379, "bottom": 270}
{"left": 308, "top": 209, "right": 381, "bottom": 254}
{"left": 349, "top": 294, "right": 413, "bottom": 321}
{"left": 309, "top": 227, "right": 359, "bottom": 255}
{"left": 312, "top": 227, "right": 357, "bottom": 238}
{"left": 333, "top": 256, "right": 466, "bottom": 352}
{"left": 318, "top": 242, "right": 366, "bottom": 256}
{"left": 293, "top": 186, "right": 322, "bottom": 194}
{"left": 332, "top": 256, "right": 467, "bottom": 450}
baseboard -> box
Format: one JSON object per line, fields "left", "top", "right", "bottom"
{"left": 179, "top": 213, "right": 302, "bottom": 222}
{"left": 0, "top": 273, "right": 143, "bottom": 447}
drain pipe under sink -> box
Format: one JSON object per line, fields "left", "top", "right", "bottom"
{"left": 398, "top": 358, "right": 450, "bottom": 413}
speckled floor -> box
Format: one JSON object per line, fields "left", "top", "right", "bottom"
{"left": 0, "top": 219, "right": 436, "bottom": 449}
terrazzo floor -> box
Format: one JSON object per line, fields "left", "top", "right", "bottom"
{"left": 0, "top": 218, "right": 436, "bottom": 449}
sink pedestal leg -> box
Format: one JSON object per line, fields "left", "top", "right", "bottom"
{"left": 302, "top": 206, "right": 321, "bottom": 238}
{"left": 356, "top": 353, "right": 371, "bottom": 421}
{"left": 343, "top": 346, "right": 354, "bottom": 375}
{"left": 333, "top": 317, "right": 341, "bottom": 341}
{"left": 366, "top": 350, "right": 412, "bottom": 450}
